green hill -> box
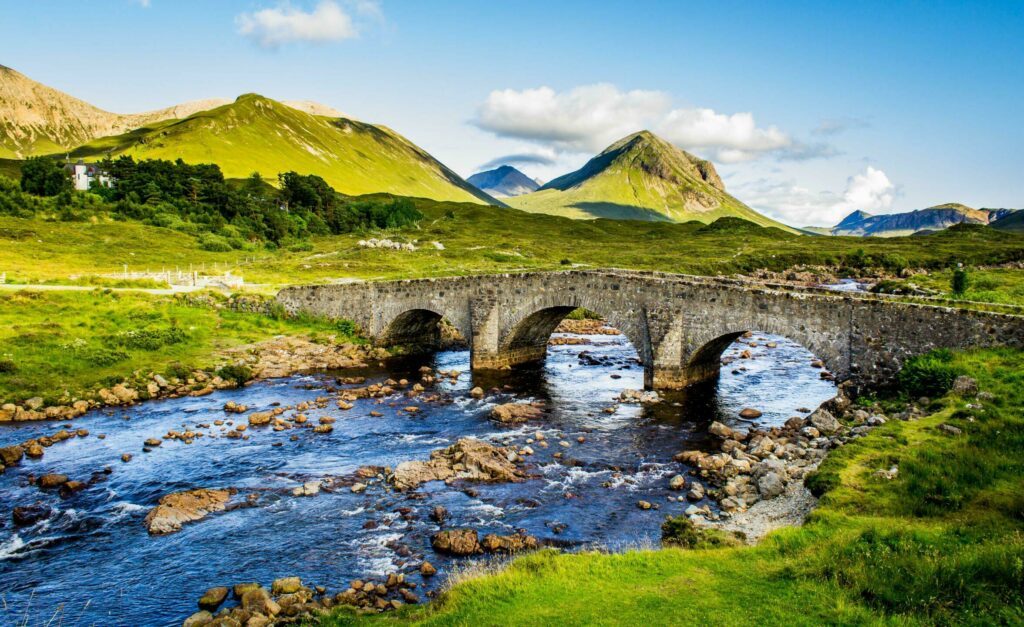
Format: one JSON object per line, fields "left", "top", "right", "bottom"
{"left": 69, "top": 94, "right": 499, "bottom": 205}
{"left": 506, "top": 131, "right": 792, "bottom": 230}
{"left": 991, "top": 210, "right": 1024, "bottom": 232}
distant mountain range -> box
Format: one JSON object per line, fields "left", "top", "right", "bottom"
{"left": 505, "top": 131, "right": 791, "bottom": 229}
{"left": 467, "top": 165, "right": 541, "bottom": 198}
{"left": 809, "top": 203, "right": 1020, "bottom": 237}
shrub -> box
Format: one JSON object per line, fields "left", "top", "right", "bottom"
{"left": 335, "top": 319, "right": 358, "bottom": 336}
{"left": 0, "top": 358, "right": 16, "bottom": 374}
{"left": 661, "top": 515, "right": 743, "bottom": 549}
{"left": 805, "top": 467, "right": 841, "bottom": 497}
{"left": 951, "top": 267, "right": 970, "bottom": 295}
{"left": 112, "top": 327, "right": 188, "bottom": 350}
{"left": 897, "top": 349, "right": 964, "bottom": 397}
{"left": 198, "top": 233, "right": 233, "bottom": 252}
{"left": 164, "top": 361, "right": 192, "bottom": 381}
{"left": 83, "top": 347, "right": 130, "bottom": 367}
{"left": 216, "top": 364, "right": 253, "bottom": 387}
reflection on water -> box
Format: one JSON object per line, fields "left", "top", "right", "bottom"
{"left": 0, "top": 332, "right": 834, "bottom": 625}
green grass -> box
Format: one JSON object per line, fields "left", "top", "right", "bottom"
{"left": 891, "top": 268, "right": 1024, "bottom": 307}
{"left": 320, "top": 348, "right": 1024, "bottom": 625}
{"left": 0, "top": 289, "right": 359, "bottom": 405}
{"left": 68, "top": 95, "right": 497, "bottom": 206}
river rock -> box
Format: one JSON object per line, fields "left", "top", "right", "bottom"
{"left": 390, "top": 438, "right": 525, "bottom": 490}
{"left": 668, "top": 474, "right": 686, "bottom": 490}
{"left": 233, "top": 583, "right": 261, "bottom": 598}
{"left": 12, "top": 503, "right": 51, "bottom": 526}
{"left": 490, "top": 403, "right": 543, "bottom": 424}
{"left": 469, "top": 386, "right": 485, "bottom": 399}
{"left": 480, "top": 532, "right": 540, "bottom": 553}
{"left": 0, "top": 445, "right": 24, "bottom": 466}
{"left": 241, "top": 587, "right": 281, "bottom": 616}
{"left": 271, "top": 577, "right": 302, "bottom": 595}
{"left": 182, "top": 610, "right": 214, "bottom": 627}
{"left": 708, "top": 421, "right": 733, "bottom": 438}
{"left": 739, "top": 408, "right": 763, "bottom": 419}
{"left": 59, "top": 481, "right": 86, "bottom": 498}
{"left": 198, "top": 586, "right": 229, "bottom": 611}
{"left": 431, "top": 529, "right": 480, "bottom": 555}
{"left": 808, "top": 408, "right": 841, "bottom": 435}
{"left": 248, "top": 412, "right": 273, "bottom": 426}
{"left": 292, "top": 481, "right": 321, "bottom": 497}
{"left": 38, "top": 473, "right": 69, "bottom": 489}
{"left": 25, "top": 444, "right": 44, "bottom": 458}
{"left": 757, "top": 472, "right": 785, "bottom": 498}
{"left": 420, "top": 561, "right": 437, "bottom": 576}
{"left": 144, "top": 488, "right": 232, "bottom": 535}
{"left": 430, "top": 505, "right": 448, "bottom": 524}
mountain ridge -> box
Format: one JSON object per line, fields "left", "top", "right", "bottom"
{"left": 506, "top": 130, "right": 791, "bottom": 230}
{"left": 69, "top": 93, "right": 500, "bottom": 205}
{"left": 830, "top": 203, "right": 1016, "bottom": 236}
{"left": 467, "top": 165, "right": 540, "bottom": 198}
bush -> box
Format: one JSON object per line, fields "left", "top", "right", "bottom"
{"left": 164, "top": 362, "right": 192, "bottom": 381}
{"left": 216, "top": 364, "right": 253, "bottom": 387}
{"left": 198, "top": 233, "right": 233, "bottom": 252}
{"left": 335, "top": 319, "right": 358, "bottom": 336}
{"left": 805, "top": 467, "right": 841, "bottom": 497}
{"left": 0, "top": 358, "right": 16, "bottom": 374}
{"left": 951, "top": 267, "right": 970, "bottom": 295}
{"left": 661, "top": 515, "right": 743, "bottom": 549}
{"left": 112, "top": 327, "right": 188, "bottom": 351}
{"left": 897, "top": 349, "right": 964, "bottom": 397}
{"left": 83, "top": 347, "right": 130, "bottom": 367}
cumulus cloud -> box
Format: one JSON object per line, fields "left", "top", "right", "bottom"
{"left": 735, "top": 166, "right": 896, "bottom": 227}
{"left": 474, "top": 84, "right": 670, "bottom": 154}
{"left": 237, "top": 1, "right": 360, "bottom": 48}
{"left": 473, "top": 83, "right": 836, "bottom": 164}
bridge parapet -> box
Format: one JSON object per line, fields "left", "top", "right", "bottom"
{"left": 276, "top": 270, "right": 1024, "bottom": 391}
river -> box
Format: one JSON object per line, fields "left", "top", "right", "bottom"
{"left": 0, "top": 330, "right": 835, "bottom": 626}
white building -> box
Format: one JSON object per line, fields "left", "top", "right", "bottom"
{"left": 65, "top": 160, "right": 112, "bottom": 191}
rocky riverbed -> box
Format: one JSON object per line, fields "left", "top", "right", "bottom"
{"left": 0, "top": 328, "right": 840, "bottom": 625}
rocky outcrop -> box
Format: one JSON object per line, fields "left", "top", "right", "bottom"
{"left": 144, "top": 488, "right": 233, "bottom": 535}
{"left": 390, "top": 438, "right": 525, "bottom": 490}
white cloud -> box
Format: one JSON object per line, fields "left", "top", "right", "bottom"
{"left": 473, "top": 83, "right": 830, "bottom": 164}
{"left": 237, "top": 1, "right": 359, "bottom": 48}
{"left": 735, "top": 166, "right": 895, "bottom": 227}
{"left": 474, "top": 84, "right": 670, "bottom": 154}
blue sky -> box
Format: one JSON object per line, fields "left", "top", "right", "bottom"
{"left": 2, "top": 0, "right": 1022, "bottom": 225}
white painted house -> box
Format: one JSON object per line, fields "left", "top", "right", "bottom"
{"left": 65, "top": 160, "right": 111, "bottom": 191}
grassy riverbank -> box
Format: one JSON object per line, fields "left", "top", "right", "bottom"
{"left": 321, "top": 348, "right": 1024, "bottom": 625}
{"left": 0, "top": 289, "right": 359, "bottom": 406}
{"left": 2, "top": 197, "right": 1024, "bottom": 289}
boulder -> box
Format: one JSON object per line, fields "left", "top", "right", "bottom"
{"left": 952, "top": 376, "right": 979, "bottom": 397}
{"left": 182, "top": 610, "right": 214, "bottom": 627}
{"left": 668, "top": 474, "right": 686, "bottom": 490}
{"left": 738, "top": 408, "right": 763, "bottom": 419}
{"left": 390, "top": 438, "right": 525, "bottom": 490}
{"left": 198, "top": 587, "right": 229, "bottom": 612}
{"left": 490, "top": 403, "right": 543, "bottom": 424}
{"left": 757, "top": 472, "right": 785, "bottom": 499}
{"left": 419, "top": 561, "right": 437, "bottom": 576}
{"left": 808, "top": 408, "right": 841, "bottom": 435}
{"left": 469, "top": 387, "right": 485, "bottom": 399}
{"left": 0, "top": 445, "right": 24, "bottom": 466}
{"left": 431, "top": 529, "right": 480, "bottom": 555}
{"left": 12, "top": 503, "right": 51, "bottom": 526}
{"left": 241, "top": 587, "right": 281, "bottom": 617}
{"left": 708, "top": 422, "right": 734, "bottom": 439}
{"left": 271, "top": 577, "right": 302, "bottom": 595}
{"left": 480, "top": 533, "right": 539, "bottom": 553}
{"left": 144, "top": 488, "right": 232, "bottom": 535}
{"left": 248, "top": 412, "right": 273, "bottom": 426}
{"left": 38, "top": 473, "right": 69, "bottom": 489}
{"left": 233, "top": 583, "right": 261, "bottom": 598}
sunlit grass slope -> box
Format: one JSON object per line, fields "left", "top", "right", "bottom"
{"left": 68, "top": 95, "right": 498, "bottom": 206}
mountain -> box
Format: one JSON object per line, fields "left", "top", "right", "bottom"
{"left": 504, "top": 131, "right": 790, "bottom": 229}
{"left": 990, "top": 209, "right": 1024, "bottom": 232}
{"left": 0, "top": 64, "right": 230, "bottom": 158}
{"left": 830, "top": 203, "right": 1010, "bottom": 237}
{"left": 467, "top": 165, "right": 541, "bottom": 198}
{"left": 70, "top": 94, "right": 499, "bottom": 205}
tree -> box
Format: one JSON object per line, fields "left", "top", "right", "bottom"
{"left": 951, "top": 266, "right": 969, "bottom": 296}
{"left": 20, "top": 157, "right": 71, "bottom": 196}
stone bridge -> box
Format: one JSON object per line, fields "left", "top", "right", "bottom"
{"left": 276, "top": 270, "right": 1024, "bottom": 391}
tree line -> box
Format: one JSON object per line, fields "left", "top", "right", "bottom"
{"left": 10, "top": 156, "right": 422, "bottom": 249}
